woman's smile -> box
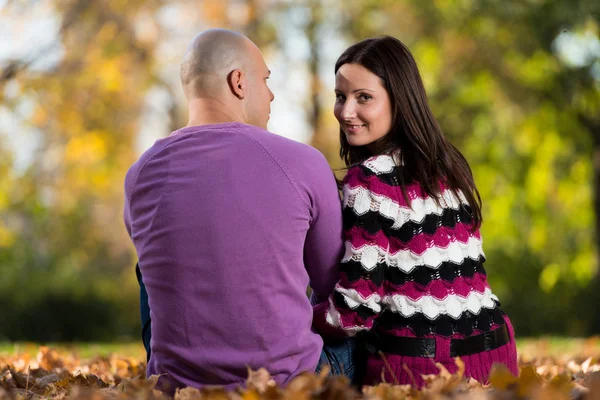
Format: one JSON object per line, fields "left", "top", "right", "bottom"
{"left": 344, "top": 123, "right": 366, "bottom": 134}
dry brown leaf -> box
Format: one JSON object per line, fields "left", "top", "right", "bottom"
{"left": 362, "top": 382, "right": 412, "bottom": 399}
{"left": 285, "top": 372, "right": 320, "bottom": 395}
{"left": 11, "top": 388, "right": 45, "bottom": 400}
{"left": 8, "top": 368, "right": 34, "bottom": 390}
{"left": 488, "top": 363, "right": 518, "bottom": 391}
{"left": 37, "top": 347, "right": 64, "bottom": 371}
{"left": 585, "top": 376, "right": 600, "bottom": 400}
{"left": 200, "top": 387, "right": 236, "bottom": 400}
{"left": 516, "top": 365, "right": 543, "bottom": 398}
{"left": 0, "top": 370, "right": 16, "bottom": 390}
{"left": 99, "top": 387, "right": 122, "bottom": 398}
{"left": 0, "top": 387, "right": 10, "bottom": 400}
{"left": 245, "top": 368, "right": 276, "bottom": 394}
{"left": 147, "top": 374, "right": 161, "bottom": 387}
{"left": 33, "top": 373, "right": 60, "bottom": 388}
{"left": 174, "top": 386, "right": 203, "bottom": 400}
{"left": 6, "top": 344, "right": 600, "bottom": 399}
{"left": 583, "top": 357, "right": 598, "bottom": 374}
{"left": 584, "top": 371, "right": 600, "bottom": 389}
{"left": 70, "top": 373, "right": 110, "bottom": 389}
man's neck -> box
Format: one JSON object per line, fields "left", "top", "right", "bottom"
{"left": 186, "top": 98, "right": 246, "bottom": 127}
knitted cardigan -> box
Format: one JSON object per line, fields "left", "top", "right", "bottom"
{"left": 313, "top": 152, "right": 518, "bottom": 387}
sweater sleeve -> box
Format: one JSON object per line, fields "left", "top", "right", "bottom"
{"left": 313, "top": 165, "right": 387, "bottom": 338}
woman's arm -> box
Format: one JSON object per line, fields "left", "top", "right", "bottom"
{"left": 313, "top": 165, "right": 390, "bottom": 338}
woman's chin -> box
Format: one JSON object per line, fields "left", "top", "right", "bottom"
{"left": 345, "top": 136, "right": 366, "bottom": 147}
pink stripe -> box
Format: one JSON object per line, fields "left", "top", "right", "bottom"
{"left": 338, "top": 274, "right": 383, "bottom": 298}
{"left": 338, "top": 273, "right": 490, "bottom": 303}
{"left": 461, "top": 317, "right": 518, "bottom": 383}
{"left": 345, "top": 224, "right": 480, "bottom": 255}
{"left": 337, "top": 308, "right": 376, "bottom": 330}
{"left": 360, "top": 316, "right": 518, "bottom": 387}
{"left": 312, "top": 301, "right": 346, "bottom": 339}
{"left": 382, "top": 273, "right": 491, "bottom": 301}
{"left": 344, "top": 167, "right": 453, "bottom": 207}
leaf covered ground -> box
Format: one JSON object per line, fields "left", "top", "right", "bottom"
{"left": 3, "top": 341, "right": 600, "bottom": 399}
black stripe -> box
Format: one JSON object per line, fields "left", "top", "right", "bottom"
{"left": 356, "top": 164, "right": 402, "bottom": 186}
{"left": 343, "top": 206, "right": 474, "bottom": 241}
{"left": 377, "top": 306, "right": 505, "bottom": 337}
{"left": 333, "top": 291, "right": 377, "bottom": 320}
{"left": 362, "top": 324, "right": 510, "bottom": 357}
{"left": 342, "top": 257, "right": 486, "bottom": 287}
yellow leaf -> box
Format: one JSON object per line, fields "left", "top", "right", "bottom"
{"left": 549, "top": 373, "right": 573, "bottom": 395}
{"left": 241, "top": 389, "right": 261, "bottom": 400}
{"left": 517, "top": 365, "right": 543, "bottom": 397}
{"left": 489, "top": 363, "right": 518, "bottom": 390}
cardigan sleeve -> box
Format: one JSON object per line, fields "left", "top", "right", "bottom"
{"left": 313, "top": 165, "right": 388, "bottom": 338}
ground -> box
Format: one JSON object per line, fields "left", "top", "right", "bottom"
{"left": 2, "top": 338, "right": 600, "bottom": 399}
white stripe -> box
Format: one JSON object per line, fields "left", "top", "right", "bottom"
{"left": 342, "top": 236, "right": 484, "bottom": 272}
{"left": 334, "top": 286, "right": 381, "bottom": 313}
{"left": 381, "top": 287, "right": 499, "bottom": 320}
{"left": 324, "top": 299, "right": 367, "bottom": 336}
{"left": 343, "top": 185, "right": 468, "bottom": 230}
{"left": 362, "top": 152, "right": 402, "bottom": 174}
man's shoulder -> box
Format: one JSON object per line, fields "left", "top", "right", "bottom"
{"left": 238, "top": 125, "right": 329, "bottom": 170}
{"left": 241, "top": 125, "right": 323, "bottom": 156}
{"left": 124, "top": 133, "right": 179, "bottom": 194}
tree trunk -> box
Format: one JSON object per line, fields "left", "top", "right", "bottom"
{"left": 307, "top": 0, "right": 322, "bottom": 144}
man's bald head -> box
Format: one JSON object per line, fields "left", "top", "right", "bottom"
{"left": 181, "top": 28, "right": 274, "bottom": 129}
{"left": 180, "top": 29, "right": 256, "bottom": 98}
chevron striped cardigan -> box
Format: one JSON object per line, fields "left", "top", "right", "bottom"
{"left": 313, "top": 151, "right": 518, "bottom": 387}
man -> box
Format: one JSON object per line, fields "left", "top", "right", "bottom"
{"left": 124, "top": 29, "right": 354, "bottom": 392}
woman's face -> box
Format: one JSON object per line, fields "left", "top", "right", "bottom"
{"left": 334, "top": 63, "right": 393, "bottom": 151}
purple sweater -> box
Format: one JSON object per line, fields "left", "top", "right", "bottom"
{"left": 123, "top": 122, "right": 343, "bottom": 391}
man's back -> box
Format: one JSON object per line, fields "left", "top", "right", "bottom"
{"left": 124, "top": 122, "right": 343, "bottom": 390}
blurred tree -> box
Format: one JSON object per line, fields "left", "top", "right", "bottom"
{"left": 0, "top": 0, "right": 165, "bottom": 340}
{"left": 0, "top": 0, "right": 281, "bottom": 341}
{"left": 1, "top": 0, "right": 598, "bottom": 339}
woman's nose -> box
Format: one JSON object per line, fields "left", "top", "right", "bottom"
{"left": 341, "top": 102, "right": 357, "bottom": 120}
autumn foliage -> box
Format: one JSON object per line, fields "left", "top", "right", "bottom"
{"left": 3, "top": 345, "right": 600, "bottom": 399}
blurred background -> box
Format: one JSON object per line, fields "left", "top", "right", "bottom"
{"left": 0, "top": 0, "right": 598, "bottom": 343}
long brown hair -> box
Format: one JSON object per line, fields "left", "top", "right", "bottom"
{"left": 336, "top": 36, "right": 482, "bottom": 228}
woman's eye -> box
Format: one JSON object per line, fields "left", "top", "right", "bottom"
{"left": 335, "top": 94, "right": 345, "bottom": 101}
{"left": 359, "top": 94, "right": 372, "bottom": 101}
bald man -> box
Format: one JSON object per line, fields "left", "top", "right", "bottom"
{"left": 124, "top": 29, "right": 355, "bottom": 392}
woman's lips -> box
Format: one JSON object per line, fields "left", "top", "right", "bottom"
{"left": 345, "top": 124, "right": 365, "bottom": 134}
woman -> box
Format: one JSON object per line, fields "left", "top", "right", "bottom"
{"left": 313, "top": 36, "right": 518, "bottom": 387}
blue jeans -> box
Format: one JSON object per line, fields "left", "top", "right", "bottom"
{"left": 317, "top": 337, "right": 357, "bottom": 384}
{"left": 137, "top": 263, "right": 357, "bottom": 383}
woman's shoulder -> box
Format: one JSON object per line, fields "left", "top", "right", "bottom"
{"left": 359, "top": 150, "right": 402, "bottom": 175}
{"left": 344, "top": 150, "right": 402, "bottom": 182}
{"left": 342, "top": 151, "right": 406, "bottom": 200}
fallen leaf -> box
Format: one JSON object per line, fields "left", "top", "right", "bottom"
{"left": 11, "top": 388, "right": 44, "bottom": 400}
{"left": 489, "top": 363, "right": 518, "bottom": 391}
{"left": 245, "top": 367, "right": 276, "bottom": 394}
{"left": 516, "top": 365, "right": 543, "bottom": 397}
{"left": 174, "top": 386, "right": 202, "bottom": 400}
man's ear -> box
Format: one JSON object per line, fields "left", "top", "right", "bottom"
{"left": 228, "top": 69, "right": 245, "bottom": 100}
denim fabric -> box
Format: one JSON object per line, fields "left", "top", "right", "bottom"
{"left": 316, "top": 337, "right": 358, "bottom": 385}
